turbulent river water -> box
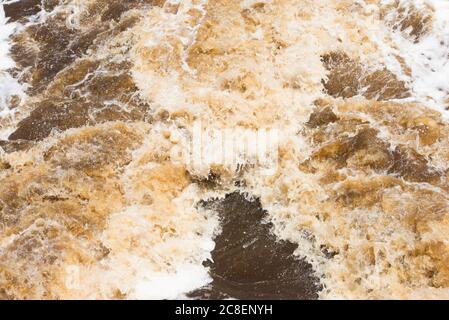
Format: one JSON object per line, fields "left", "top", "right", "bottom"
{"left": 0, "top": 0, "right": 449, "bottom": 300}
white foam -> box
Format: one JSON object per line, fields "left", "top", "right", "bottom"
{"left": 130, "top": 263, "right": 212, "bottom": 300}
{"left": 380, "top": 0, "right": 449, "bottom": 119}
{"left": 0, "top": 2, "right": 25, "bottom": 137}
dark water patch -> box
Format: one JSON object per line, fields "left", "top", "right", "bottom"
{"left": 82, "top": 0, "right": 166, "bottom": 26}
{"left": 9, "top": 99, "right": 94, "bottom": 141}
{"left": 307, "top": 105, "right": 339, "bottom": 128}
{"left": 5, "top": 1, "right": 157, "bottom": 142}
{"left": 9, "top": 96, "right": 150, "bottom": 141}
{"left": 9, "top": 57, "right": 150, "bottom": 141}
{"left": 7, "top": 0, "right": 156, "bottom": 96}
{"left": 4, "top": 0, "right": 47, "bottom": 22}
{"left": 100, "top": 0, "right": 166, "bottom": 22}
{"left": 4, "top": 0, "right": 60, "bottom": 22}
{"left": 28, "top": 17, "right": 104, "bottom": 93}
{"left": 189, "top": 192, "right": 321, "bottom": 300}
{"left": 0, "top": 140, "right": 34, "bottom": 153}
{"left": 389, "top": 146, "right": 442, "bottom": 183}
{"left": 9, "top": 13, "right": 101, "bottom": 94}
{"left": 321, "top": 51, "right": 411, "bottom": 101}
{"left": 8, "top": 59, "right": 151, "bottom": 140}
{"left": 310, "top": 123, "right": 442, "bottom": 184}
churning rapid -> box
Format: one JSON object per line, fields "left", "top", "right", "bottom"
{"left": 0, "top": 0, "right": 449, "bottom": 300}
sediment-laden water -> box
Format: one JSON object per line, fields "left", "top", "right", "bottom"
{"left": 0, "top": 0, "right": 449, "bottom": 299}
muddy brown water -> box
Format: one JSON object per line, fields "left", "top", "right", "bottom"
{"left": 3, "top": 0, "right": 449, "bottom": 300}
{"left": 3, "top": 0, "right": 45, "bottom": 22}
{"left": 189, "top": 193, "right": 321, "bottom": 300}
{"left": 2, "top": 4, "right": 321, "bottom": 300}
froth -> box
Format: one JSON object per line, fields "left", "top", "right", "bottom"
{"left": 1, "top": 0, "right": 449, "bottom": 300}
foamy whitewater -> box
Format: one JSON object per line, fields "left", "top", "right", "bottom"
{"left": 380, "top": 0, "right": 449, "bottom": 118}
{"left": 0, "top": 4, "right": 22, "bottom": 139}
{"left": 0, "top": 0, "right": 449, "bottom": 300}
